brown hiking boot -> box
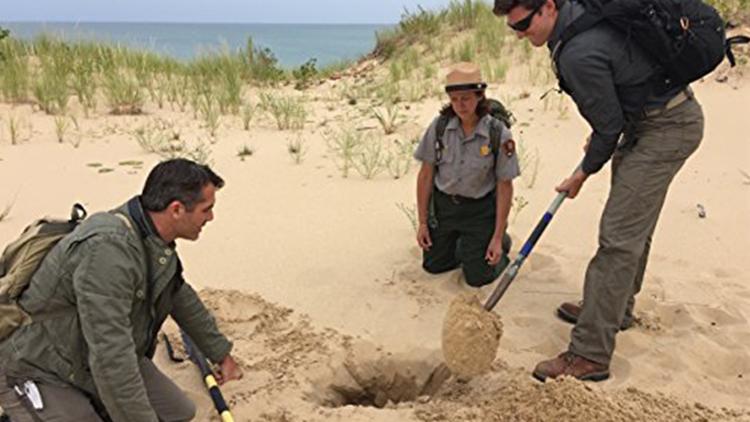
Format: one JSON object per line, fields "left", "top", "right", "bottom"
{"left": 556, "top": 301, "right": 633, "bottom": 330}
{"left": 532, "top": 351, "right": 610, "bottom": 382}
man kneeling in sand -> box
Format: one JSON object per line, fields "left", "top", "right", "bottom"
{"left": 0, "top": 158, "right": 242, "bottom": 421}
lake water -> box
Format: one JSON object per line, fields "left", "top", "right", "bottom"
{"left": 0, "top": 21, "right": 393, "bottom": 68}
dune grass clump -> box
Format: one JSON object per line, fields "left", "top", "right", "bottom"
{"left": 241, "top": 104, "right": 255, "bottom": 131}
{"left": 260, "top": 93, "right": 307, "bottom": 131}
{"left": 353, "top": 137, "right": 388, "bottom": 179}
{"left": 399, "top": 6, "right": 444, "bottom": 41}
{"left": 446, "top": 0, "right": 485, "bottom": 31}
{"left": 132, "top": 118, "right": 183, "bottom": 154}
{"left": 70, "top": 56, "right": 97, "bottom": 116}
{"left": 134, "top": 120, "right": 212, "bottom": 164}
{"left": 395, "top": 202, "right": 419, "bottom": 233}
{"left": 237, "top": 144, "right": 255, "bottom": 161}
{"left": 386, "top": 138, "right": 416, "bottom": 179}
{"left": 7, "top": 114, "right": 23, "bottom": 145}
{"left": 163, "top": 139, "right": 213, "bottom": 165}
{"left": 133, "top": 124, "right": 169, "bottom": 154}
{"left": 203, "top": 52, "right": 243, "bottom": 114}
{"left": 516, "top": 137, "right": 541, "bottom": 189}
{"left": 451, "top": 39, "right": 476, "bottom": 63}
{"left": 287, "top": 133, "right": 307, "bottom": 164}
{"left": 199, "top": 97, "right": 221, "bottom": 138}
{"left": 512, "top": 195, "right": 529, "bottom": 224}
{"left": 373, "top": 79, "right": 401, "bottom": 105}
{"left": 104, "top": 70, "right": 144, "bottom": 115}
{"left": 317, "top": 59, "right": 353, "bottom": 80}
{"left": 0, "top": 38, "right": 30, "bottom": 103}
{"left": 372, "top": 104, "right": 403, "bottom": 135}
{"left": 374, "top": 6, "right": 443, "bottom": 59}
{"left": 325, "top": 127, "right": 365, "bottom": 178}
{"left": 54, "top": 115, "right": 72, "bottom": 144}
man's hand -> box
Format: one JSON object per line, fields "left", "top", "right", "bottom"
{"left": 215, "top": 354, "right": 242, "bottom": 385}
{"left": 485, "top": 235, "right": 505, "bottom": 266}
{"left": 556, "top": 168, "right": 589, "bottom": 199}
{"left": 417, "top": 223, "right": 432, "bottom": 251}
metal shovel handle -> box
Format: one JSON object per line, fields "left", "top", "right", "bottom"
{"left": 483, "top": 165, "right": 580, "bottom": 311}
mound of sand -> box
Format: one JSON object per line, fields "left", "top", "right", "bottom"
{"left": 441, "top": 295, "right": 503, "bottom": 378}
{"left": 415, "top": 369, "right": 749, "bottom": 422}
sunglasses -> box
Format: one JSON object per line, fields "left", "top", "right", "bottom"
{"left": 507, "top": 3, "right": 544, "bottom": 32}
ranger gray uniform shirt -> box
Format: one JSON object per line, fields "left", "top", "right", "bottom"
{"left": 548, "top": 0, "right": 684, "bottom": 175}
{"left": 414, "top": 114, "right": 520, "bottom": 198}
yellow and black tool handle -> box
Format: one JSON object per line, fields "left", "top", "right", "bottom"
{"left": 181, "top": 331, "right": 234, "bottom": 422}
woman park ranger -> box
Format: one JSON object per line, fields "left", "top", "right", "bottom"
{"left": 414, "top": 62, "right": 520, "bottom": 287}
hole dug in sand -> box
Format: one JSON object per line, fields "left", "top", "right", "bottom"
{"left": 308, "top": 342, "right": 448, "bottom": 409}
{"left": 442, "top": 294, "right": 503, "bottom": 378}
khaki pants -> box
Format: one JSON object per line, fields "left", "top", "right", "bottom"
{"left": 569, "top": 95, "right": 704, "bottom": 365}
{"left": 0, "top": 358, "right": 195, "bottom": 422}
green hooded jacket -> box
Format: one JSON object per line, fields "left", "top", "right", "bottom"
{"left": 1, "top": 197, "right": 232, "bottom": 421}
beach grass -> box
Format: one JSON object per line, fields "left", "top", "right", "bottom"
{"left": 325, "top": 127, "right": 365, "bottom": 178}
{"left": 353, "top": 137, "right": 388, "bottom": 179}
{"left": 260, "top": 93, "right": 307, "bottom": 130}
{"left": 287, "top": 133, "right": 307, "bottom": 164}
{"left": 237, "top": 143, "right": 255, "bottom": 160}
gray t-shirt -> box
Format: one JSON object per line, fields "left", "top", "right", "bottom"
{"left": 414, "top": 114, "right": 520, "bottom": 198}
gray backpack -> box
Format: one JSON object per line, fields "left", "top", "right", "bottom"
{"left": 0, "top": 204, "right": 86, "bottom": 340}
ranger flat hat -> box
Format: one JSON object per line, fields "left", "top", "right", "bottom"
{"left": 445, "top": 62, "right": 487, "bottom": 92}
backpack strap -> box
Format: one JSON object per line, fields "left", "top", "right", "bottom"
{"left": 558, "top": 0, "right": 605, "bottom": 45}
{"left": 726, "top": 35, "right": 750, "bottom": 67}
{"left": 434, "top": 114, "right": 450, "bottom": 171}
{"left": 552, "top": 0, "right": 606, "bottom": 93}
{"left": 488, "top": 118, "right": 503, "bottom": 164}
{"left": 31, "top": 210, "right": 137, "bottom": 324}
{"left": 69, "top": 203, "right": 87, "bottom": 224}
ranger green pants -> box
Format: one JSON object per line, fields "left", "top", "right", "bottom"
{"left": 423, "top": 188, "right": 510, "bottom": 287}
{"left": 0, "top": 358, "right": 195, "bottom": 422}
{"left": 570, "top": 94, "right": 704, "bottom": 365}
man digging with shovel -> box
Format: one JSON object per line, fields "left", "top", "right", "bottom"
{"left": 441, "top": 0, "right": 724, "bottom": 385}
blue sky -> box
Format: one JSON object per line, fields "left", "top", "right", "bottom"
{"left": 3, "top": 0, "right": 463, "bottom": 24}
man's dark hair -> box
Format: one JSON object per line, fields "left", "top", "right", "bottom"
{"left": 440, "top": 92, "right": 490, "bottom": 119}
{"left": 141, "top": 159, "right": 225, "bottom": 212}
{"left": 493, "top": 0, "right": 556, "bottom": 16}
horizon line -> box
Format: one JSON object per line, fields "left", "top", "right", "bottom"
{"left": 1, "top": 19, "right": 395, "bottom": 26}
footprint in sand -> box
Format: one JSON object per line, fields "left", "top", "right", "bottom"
{"left": 710, "top": 267, "right": 737, "bottom": 279}
{"left": 690, "top": 302, "right": 747, "bottom": 327}
{"left": 524, "top": 252, "right": 561, "bottom": 274}
{"left": 607, "top": 354, "right": 632, "bottom": 387}
{"left": 647, "top": 301, "right": 746, "bottom": 333}
{"left": 516, "top": 327, "right": 569, "bottom": 357}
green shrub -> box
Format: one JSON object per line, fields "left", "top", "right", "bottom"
{"left": 292, "top": 58, "right": 318, "bottom": 90}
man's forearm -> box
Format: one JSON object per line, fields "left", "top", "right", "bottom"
{"left": 581, "top": 132, "right": 620, "bottom": 174}
{"left": 171, "top": 282, "right": 233, "bottom": 363}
